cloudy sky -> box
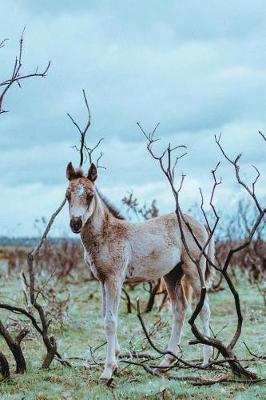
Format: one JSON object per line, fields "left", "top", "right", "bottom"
{"left": 0, "top": 0, "right": 266, "bottom": 236}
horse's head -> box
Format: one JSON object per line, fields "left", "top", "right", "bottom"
{"left": 65, "top": 162, "right": 98, "bottom": 233}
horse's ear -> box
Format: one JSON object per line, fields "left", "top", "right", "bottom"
{"left": 87, "top": 163, "right": 97, "bottom": 182}
{"left": 66, "top": 162, "right": 76, "bottom": 180}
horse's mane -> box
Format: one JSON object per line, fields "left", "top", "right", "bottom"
{"left": 97, "top": 190, "right": 125, "bottom": 220}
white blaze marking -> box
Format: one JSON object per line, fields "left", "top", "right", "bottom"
{"left": 76, "top": 184, "right": 85, "bottom": 197}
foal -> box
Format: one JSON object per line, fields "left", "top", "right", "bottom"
{"left": 65, "top": 162, "right": 214, "bottom": 383}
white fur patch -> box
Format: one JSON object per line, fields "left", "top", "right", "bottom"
{"left": 76, "top": 184, "right": 85, "bottom": 197}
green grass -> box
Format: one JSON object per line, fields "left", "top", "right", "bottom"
{"left": 0, "top": 272, "right": 265, "bottom": 400}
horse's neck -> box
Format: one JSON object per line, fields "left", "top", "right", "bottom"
{"left": 83, "top": 191, "right": 108, "bottom": 236}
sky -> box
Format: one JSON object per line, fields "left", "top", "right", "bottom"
{"left": 0, "top": 0, "right": 266, "bottom": 236}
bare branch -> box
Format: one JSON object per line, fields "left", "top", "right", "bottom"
{"left": 0, "top": 38, "right": 8, "bottom": 48}
{"left": 0, "top": 320, "right": 27, "bottom": 373}
{"left": 67, "top": 89, "right": 97, "bottom": 167}
{"left": 215, "top": 134, "right": 262, "bottom": 213}
{"left": 0, "top": 30, "right": 50, "bottom": 114}
{"left": 27, "top": 198, "right": 67, "bottom": 368}
{"left": 0, "top": 352, "right": 10, "bottom": 380}
{"left": 258, "top": 130, "right": 266, "bottom": 141}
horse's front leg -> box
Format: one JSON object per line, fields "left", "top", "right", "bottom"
{"left": 99, "top": 276, "right": 122, "bottom": 384}
{"left": 101, "top": 282, "right": 106, "bottom": 318}
{"left": 101, "top": 282, "right": 121, "bottom": 357}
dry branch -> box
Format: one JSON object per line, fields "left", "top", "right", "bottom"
{"left": 0, "top": 29, "right": 50, "bottom": 114}
{"left": 243, "top": 342, "right": 266, "bottom": 361}
{"left": 259, "top": 130, "right": 266, "bottom": 142}
{"left": 0, "top": 321, "right": 28, "bottom": 374}
{"left": 144, "top": 280, "right": 162, "bottom": 313}
{"left": 0, "top": 352, "right": 10, "bottom": 380}
{"left": 26, "top": 198, "right": 67, "bottom": 368}
{"left": 67, "top": 90, "right": 104, "bottom": 168}
{"left": 122, "top": 288, "right": 133, "bottom": 314}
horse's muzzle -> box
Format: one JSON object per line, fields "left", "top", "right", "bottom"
{"left": 70, "top": 217, "right": 82, "bottom": 233}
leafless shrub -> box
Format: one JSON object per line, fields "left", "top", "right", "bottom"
{"left": 0, "top": 239, "right": 85, "bottom": 279}
{"left": 37, "top": 239, "right": 84, "bottom": 278}
{"left": 0, "top": 31, "right": 54, "bottom": 375}
{"left": 216, "top": 199, "right": 266, "bottom": 284}
{"left": 136, "top": 123, "right": 266, "bottom": 383}
{"left": 122, "top": 192, "right": 159, "bottom": 220}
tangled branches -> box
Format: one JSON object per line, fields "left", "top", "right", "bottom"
{"left": 0, "top": 199, "right": 70, "bottom": 372}
{"left": 138, "top": 123, "right": 266, "bottom": 382}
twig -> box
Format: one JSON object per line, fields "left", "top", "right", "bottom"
{"left": 0, "top": 29, "right": 50, "bottom": 114}
{"left": 243, "top": 342, "right": 266, "bottom": 361}
{"left": 258, "top": 130, "right": 266, "bottom": 141}
{"left": 122, "top": 288, "right": 133, "bottom": 313}
{"left": 67, "top": 90, "right": 104, "bottom": 168}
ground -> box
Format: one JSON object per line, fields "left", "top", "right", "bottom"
{"left": 0, "top": 271, "right": 265, "bottom": 400}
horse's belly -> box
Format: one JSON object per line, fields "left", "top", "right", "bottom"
{"left": 126, "top": 246, "right": 180, "bottom": 282}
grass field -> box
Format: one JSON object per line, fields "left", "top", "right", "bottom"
{"left": 0, "top": 271, "right": 265, "bottom": 400}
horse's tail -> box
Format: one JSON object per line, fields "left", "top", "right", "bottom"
{"left": 205, "top": 235, "right": 216, "bottom": 288}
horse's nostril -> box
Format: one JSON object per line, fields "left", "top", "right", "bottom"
{"left": 70, "top": 218, "right": 82, "bottom": 232}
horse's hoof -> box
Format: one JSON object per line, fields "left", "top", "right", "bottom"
{"left": 155, "top": 366, "right": 171, "bottom": 374}
{"left": 202, "top": 359, "right": 211, "bottom": 368}
{"left": 98, "top": 377, "right": 111, "bottom": 385}
{"left": 157, "top": 357, "right": 177, "bottom": 372}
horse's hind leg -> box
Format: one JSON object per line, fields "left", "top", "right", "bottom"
{"left": 159, "top": 264, "right": 187, "bottom": 368}
{"left": 182, "top": 258, "right": 212, "bottom": 365}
